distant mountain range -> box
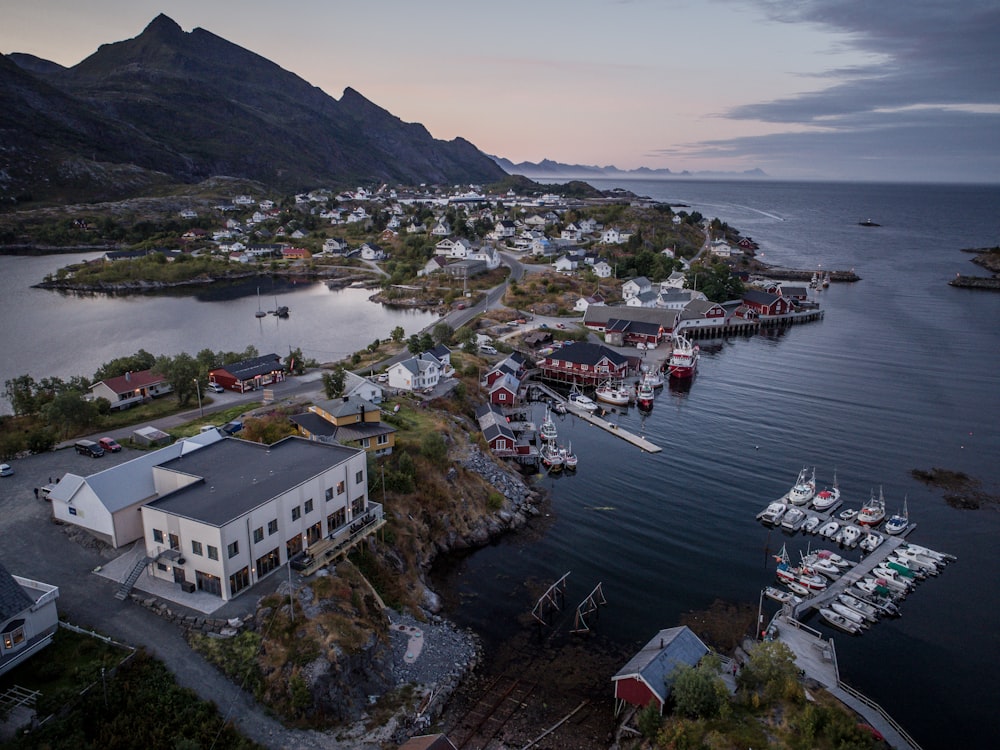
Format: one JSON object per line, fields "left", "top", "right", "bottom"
{"left": 490, "top": 157, "right": 767, "bottom": 181}
{"left": 0, "top": 14, "right": 506, "bottom": 204}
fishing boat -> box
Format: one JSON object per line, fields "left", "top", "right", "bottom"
{"left": 801, "top": 553, "right": 840, "bottom": 579}
{"left": 666, "top": 335, "right": 700, "bottom": 379}
{"left": 636, "top": 379, "right": 655, "bottom": 410}
{"left": 254, "top": 288, "right": 267, "bottom": 318}
{"left": 594, "top": 380, "right": 631, "bottom": 406}
{"left": 539, "top": 408, "right": 558, "bottom": 442}
{"left": 639, "top": 366, "right": 664, "bottom": 389}
{"left": 884, "top": 497, "right": 909, "bottom": 535}
{"left": 758, "top": 502, "right": 787, "bottom": 526}
{"left": 560, "top": 443, "right": 578, "bottom": 471}
{"left": 811, "top": 472, "right": 841, "bottom": 511}
{"left": 786, "top": 467, "right": 816, "bottom": 506}
{"left": 764, "top": 586, "right": 800, "bottom": 605}
{"left": 819, "top": 607, "right": 863, "bottom": 634}
{"left": 774, "top": 545, "right": 828, "bottom": 591}
{"left": 568, "top": 390, "right": 598, "bottom": 412}
{"left": 857, "top": 487, "right": 887, "bottom": 527}
{"left": 541, "top": 442, "right": 564, "bottom": 471}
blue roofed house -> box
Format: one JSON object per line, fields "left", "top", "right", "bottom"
{"left": 612, "top": 626, "right": 710, "bottom": 715}
{"left": 0, "top": 562, "right": 60, "bottom": 677}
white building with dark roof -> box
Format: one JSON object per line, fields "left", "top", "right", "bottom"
{"left": 140, "top": 437, "right": 375, "bottom": 601}
{"left": 0, "top": 563, "right": 60, "bottom": 677}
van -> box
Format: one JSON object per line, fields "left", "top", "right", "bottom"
{"left": 479, "top": 344, "right": 498, "bottom": 355}
{"left": 74, "top": 439, "right": 105, "bottom": 458}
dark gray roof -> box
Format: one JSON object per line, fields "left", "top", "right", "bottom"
{"left": 613, "top": 626, "right": 708, "bottom": 704}
{"left": 583, "top": 305, "right": 676, "bottom": 327}
{"left": 213, "top": 353, "right": 282, "bottom": 381}
{"left": 291, "top": 413, "right": 336, "bottom": 437}
{"left": 0, "top": 561, "right": 33, "bottom": 621}
{"left": 742, "top": 289, "right": 781, "bottom": 305}
{"left": 147, "top": 437, "right": 360, "bottom": 527}
{"left": 606, "top": 318, "right": 662, "bottom": 336}
{"left": 547, "top": 342, "right": 629, "bottom": 368}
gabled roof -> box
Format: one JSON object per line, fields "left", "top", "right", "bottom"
{"left": 0, "top": 561, "right": 33, "bottom": 620}
{"left": 91, "top": 369, "right": 167, "bottom": 395}
{"left": 612, "top": 626, "right": 709, "bottom": 705}
{"left": 606, "top": 318, "right": 662, "bottom": 336}
{"left": 584, "top": 305, "right": 677, "bottom": 328}
{"left": 682, "top": 298, "right": 726, "bottom": 316}
{"left": 741, "top": 289, "right": 781, "bottom": 306}
{"left": 547, "top": 342, "right": 629, "bottom": 368}
{"left": 314, "top": 394, "right": 380, "bottom": 419}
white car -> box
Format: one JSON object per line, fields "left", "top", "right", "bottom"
{"left": 208, "top": 382, "right": 225, "bottom": 393}
{"left": 0, "top": 463, "right": 12, "bottom": 477}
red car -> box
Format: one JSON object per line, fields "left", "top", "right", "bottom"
{"left": 99, "top": 437, "right": 122, "bottom": 453}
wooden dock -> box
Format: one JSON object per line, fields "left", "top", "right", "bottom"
{"left": 564, "top": 401, "right": 662, "bottom": 453}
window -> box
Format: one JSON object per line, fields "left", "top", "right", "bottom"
{"left": 152, "top": 529, "right": 164, "bottom": 543}
{"left": 327, "top": 508, "right": 346, "bottom": 534}
{"left": 304, "top": 499, "right": 314, "bottom": 514}
{"left": 377, "top": 434, "right": 389, "bottom": 446}
{"left": 325, "top": 487, "right": 334, "bottom": 501}
{"left": 227, "top": 541, "right": 239, "bottom": 558}
{"left": 355, "top": 470, "right": 364, "bottom": 485}
{"left": 361, "top": 438, "right": 371, "bottom": 448}
{"left": 2, "top": 625, "right": 26, "bottom": 650}
{"left": 268, "top": 519, "right": 278, "bottom": 535}
{"left": 207, "top": 545, "right": 219, "bottom": 561}
{"left": 229, "top": 567, "right": 250, "bottom": 596}
{"left": 156, "top": 562, "right": 168, "bottom": 572}
{"left": 253, "top": 527, "right": 264, "bottom": 544}
{"left": 191, "top": 540, "right": 203, "bottom": 556}
{"left": 291, "top": 506, "right": 301, "bottom": 521}
{"left": 337, "top": 480, "right": 345, "bottom": 495}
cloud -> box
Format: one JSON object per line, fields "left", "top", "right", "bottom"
{"left": 683, "top": 0, "right": 1000, "bottom": 180}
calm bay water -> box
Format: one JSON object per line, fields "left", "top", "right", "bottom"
{"left": 432, "top": 179, "right": 1000, "bottom": 750}
{"left": 0, "top": 264, "right": 437, "bottom": 412}
{"left": 2, "top": 181, "right": 998, "bottom": 747}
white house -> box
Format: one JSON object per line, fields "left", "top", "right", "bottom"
{"left": 468, "top": 245, "right": 500, "bottom": 270}
{"left": 431, "top": 218, "right": 452, "bottom": 237}
{"left": 323, "top": 237, "right": 349, "bottom": 254}
{"left": 360, "top": 243, "right": 386, "bottom": 261}
{"left": 139, "top": 437, "right": 376, "bottom": 601}
{"left": 387, "top": 352, "right": 443, "bottom": 391}
{"left": 601, "top": 227, "right": 630, "bottom": 245}
{"left": 419, "top": 256, "right": 449, "bottom": 276}
{"left": 561, "top": 223, "right": 583, "bottom": 242}
{"left": 574, "top": 294, "right": 606, "bottom": 313}
{"left": 660, "top": 271, "right": 687, "bottom": 292}
{"left": 626, "top": 290, "right": 660, "bottom": 308}
{"left": 0, "top": 564, "right": 60, "bottom": 677}
{"left": 658, "top": 288, "right": 707, "bottom": 310}
{"left": 344, "top": 371, "right": 384, "bottom": 405}
{"left": 48, "top": 431, "right": 224, "bottom": 548}
{"left": 89, "top": 369, "right": 173, "bottom": 411}
{"left": 492, "top": 220, "right": 517, "bottom": 240}
{"left": 621, "top": 276, "right": 652, "bottom": 300}
{"left": 579, "top": 218, "right": 600, "bottom": 234}
{"left": 593, "top": 261, "right": 613, "bottom": 279}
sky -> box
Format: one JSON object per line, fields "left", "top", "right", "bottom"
{"left": 2, "top": 0, "right": 999, "bottom": 183}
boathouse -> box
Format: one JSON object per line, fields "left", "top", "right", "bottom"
{"left": 741, "top": 289, "right": 792, "bottom": 316}
{"left": 612, "top": 626, "right": 709, "bottom": 715}
{"left": 209, "top": 353, "right": 284, "bottom": 393}
{"left": 537, "top": 342, "right": 629, "bottom": 386}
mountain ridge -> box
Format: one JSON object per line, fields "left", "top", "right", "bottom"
{"left": 0, "top": 14, "right": 506, "bottom": 204}
{"left": 491, "top": 155, "right": 767, "bottom": 180}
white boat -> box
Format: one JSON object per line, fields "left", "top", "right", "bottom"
{"left": 801, "top": 514, "right": 821, "bottom": 534}
{"left": 840, "top": 525, "right": 862, "bottom": 547}
{"left": 666, "top": 335, "right": 699, "bottom": 379}
{"left": 786, "top": 467, "right": 817, "bottom": 506}
{"left": 852, "top": 588, "right": 901, "bottom": 617}
{"left": 758, "top": 502, "right": 787, "bottom": 525}
{"left": 830, "top": 601, "right": 868, "bottom": 626}
{"left": 814, "top": 549, "right": 852, "bottom": 568}
{"left": 872, "top": 566, "right": 915, "bottom": 591}
{"left": 568, "top": 389, "right": 598, "bottom": 412}
{"left": 858, "top": 531, "right": 883, "bottom": 552}
{"left": 811, "top": 473, "right": 841, "bottom": 511}
{"left": 560, "top": 443, "right": 578, "bottom": 471}
{"left": 595, "top": 380, "right": 631, "bottom": 406}
{"left": 837, "top": 593, "right": 879, "bottom": 622}
{"left": 901, "top": 543, "right": 955, "bottom": 563}
{"left": 640, "top": 367, "right": 664, "bottom": 389}
{"left": 887, "top": 555, "right": 934, "bottom": 578}
{"left": 764, "top": 586, "right": 800, "bottom": 605}
{"left": 895, "top": 546, "right": 941, "bottom": 570}
{"left": 857, "top": 486, "right": 887, "bottom": 527}
{"left": 819, "top": 607, "right": 863, "bottom": 634}
{"left": 884, "top": 497, "right": 909, "bottom": 536}
{"left": 541, "top": 442, "right": 564, "bottom": 471}
{"left": 539, "top": 408, "right": 558, "bottom": 442}
{"left": 780, "top": 506, "right": 806, "bottom": 530}
{"left": 818, "top": 520, "right": 840, "bottom": 538}
{"left": 801, "top": 554, "right": 840, "bottom": 578}
{"left": 635, "top": 380, "right": 655, "bottom": 410}
{"left": 786, "top": 580, "right": 811, "bottom": 597}
{"left": 839, "top": 508, "right": 858, "bottom": 522}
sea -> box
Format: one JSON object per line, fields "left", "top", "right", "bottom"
{"left": 2, "top": 180, "right": 998, "bottom": 748}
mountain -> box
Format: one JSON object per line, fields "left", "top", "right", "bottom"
{"left": 491, "top": 156, "right": 767, "bottom": 181}
{"left": 0, "top": 14, "right": 506, "bottom": 204}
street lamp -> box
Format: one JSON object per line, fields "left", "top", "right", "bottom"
{"left": 193, "top": 379, "right": 203, "bottom": 417}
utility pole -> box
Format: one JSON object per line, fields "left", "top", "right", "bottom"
{"left": 193, "top": 379, "right": 203, "bottom": 417}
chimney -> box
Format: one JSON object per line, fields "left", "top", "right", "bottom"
{"left": 342, "top": 396, "right": 349, "bottom": 403}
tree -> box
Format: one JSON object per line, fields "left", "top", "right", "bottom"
{"left": 322, "top": 367, "right": 346, "bottom": 399}
{"left": 44, "top": 391, "right": 100, "bottom": 436}
{"left": 407, "top": 334, "right": 422, "bottom": 355}
{"left": 156, "top": 353, "right": 200, "bottom": 405}
{"left": 670, "top": 660, "right": 728, "bottom": 720}
{"left": 390, "top": 326, "right": 405, "bottom": 343}
{"left": 4, "top": 374, "right": 38, "bottom": 416}
{"left": 285, "top": 347, "right": 305, "bottom": 375}
{"left": 93, "top": 349, "right": 157, "bottom": 382}
{"left": 738, "top": 640, "right": 802, "bottom": 703}
{"left": 432, "top": 322, "right": 453, "bottom": 345}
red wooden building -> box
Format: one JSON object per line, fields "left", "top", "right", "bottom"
{"left": 612, "top": 626, "right": 709, "bottom": 715}
{"left": 741, "top": 289, "right": 792, "bottom": 316}
{"left": 537, "top": 342, "right": 629, "bottom": 386}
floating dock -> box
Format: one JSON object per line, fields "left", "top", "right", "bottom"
{"left": 564, "top": 402, "right": 662, "bottom": 453}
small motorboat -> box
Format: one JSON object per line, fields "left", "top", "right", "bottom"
{"left": 859, "top": 532, "right": 883, "bottom": 553}
{"left": 636, "top": 380, "right": 655, "bottom": 410}
{"left": 595, "top": 380, "right": 631, "bottom": 406}
{"left": 839, "top": 508, "right": 858, "bottom": 522}
{"left": 780, "top": 507, "right": 806, "bottom": 530}
{"left": 814, "top": 549, "right": 852, "bottom": 568}
{"left": 884, "top": 497, "right": 909, "bottom": 535}
{"left": 801, "top": 554, "right": 840, "bottom": 579}
{"left": 764, "top": 586, "right": 800, "bottom": 605}
{"left": 801, "top": 515, "right": 821, "bottom": 534}
{"left": 840, "top": 525, "right": 862, "bottom": 547}
{"left": 901, "top": 543, "right": 956, "bottom": 563}
{"left": 818, "top": 520, "right": 840, "bottom": 539}
{"left": 568, "top": 389, "right": 598, "bottom": 412}
{"left": 819, "top": 607, "right": 863, "bottom": 634}
{"left": 830, "top": 601, "right": 868, "bottom": 627}
{"left": 786, "top": 580, "right": 811, "bottom": 598}
{"left": 837, "top": 593, "right": 879, "bottom": 622}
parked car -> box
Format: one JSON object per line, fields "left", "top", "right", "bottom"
{"left": 0, "top": 463, "right": 13, "bottom": 477}
{"left": 376, "top": 373, "right": 388, "bottom": 383}
{"left": 221, "top": 420, "right": 243, "bottom": 435}
{"left": 98, "top": 437, "right": 122, "bottom": 453}
{"left": 208, "top": 382, "right": 225, "bottom": 393}
{"left": 479, "top": 344, "right": 498, "bottom": 355}
{"left": 74, "top": 439, "right": 105, "bottom": 458}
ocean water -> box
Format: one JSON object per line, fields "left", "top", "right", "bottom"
{"left": 431, "top": 179, "right": 1000, "bottom": 750}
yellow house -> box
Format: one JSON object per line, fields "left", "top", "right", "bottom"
{"left": 292, "top": 395, "right": 395, "bottom": 456}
